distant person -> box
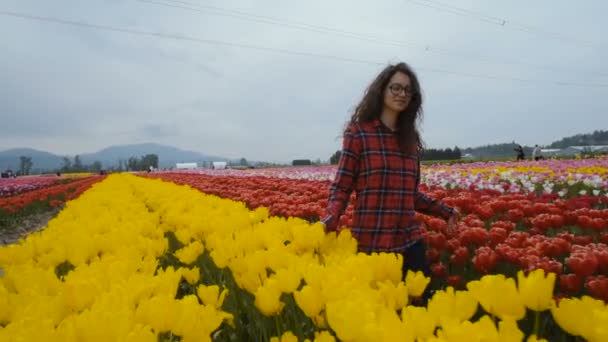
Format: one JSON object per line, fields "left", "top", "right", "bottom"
{"left": 514, "top": 144, "right": 525, "bottom": 161}
{"left": 321, "top": 62, "right": 460, "bottom": 304}
{"left": 532, "top": 144, "right": 543, "bottom": 161}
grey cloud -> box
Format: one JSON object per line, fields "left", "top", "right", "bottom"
{"left": 0, "top": 0, "right": 607, "bottom": 162}
{"left": 140, "top": 124, "right": 180, "bottom": 139}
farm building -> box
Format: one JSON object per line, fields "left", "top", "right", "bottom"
{"left": 175, "top": 162, "right": 198, "bottom": 170}
{"left": 542, "top": 145, "right": 608, "bottom": 157}
{"left": 212, "top": 161, "right": 227, "bottom": 169}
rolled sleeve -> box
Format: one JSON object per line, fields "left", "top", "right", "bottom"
{"left": 322, "top": 124, "right": 362, "bottom": 231}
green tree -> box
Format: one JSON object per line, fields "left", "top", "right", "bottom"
{"left": 61, "top": 157, "right": 72, "bottom": 173}
{"left": 329, "top": 150, "right": 341, "bottom": 164}
{"left": 19, "top": 156, "right": 33, "bottom": 175}
{"left": 73, "top": 155, "right": 83, "bottom": 172}
{"left": 127, "top": 157, "right": 139, "bottom": 171}
{"left": 140, "top": 154, "right": 159, "bottom": 170}
{"left": 90, "top": 161, "right": 102, "bottom": 172}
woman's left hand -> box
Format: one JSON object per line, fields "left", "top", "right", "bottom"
{"left": 447, "top": 208, "right": 460, "bottom": 234}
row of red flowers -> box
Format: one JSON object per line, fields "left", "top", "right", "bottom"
{"left": 0, "top": 176, "right": 104, "bottom": 214}
{"left": 144, "top": 172, "right": 608, "bottom": 301}
{"left": 0, "top": 176, "right": 72, "bottom": 198}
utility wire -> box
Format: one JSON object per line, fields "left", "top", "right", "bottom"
{"left": 135, "top": 0, "right": 608, "bottom": 77}
{"left": 1, "top": 9, "right": 607, "bottom": 88}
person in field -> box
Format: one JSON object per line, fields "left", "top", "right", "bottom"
{"left": 321, "top": 62, "right": 460, "bottom": 303}
{"left": 532, "top": 144, "right": 543, "bottom": 161}
{"left": 514, "top": 144, "right": 525, "bottom": 161}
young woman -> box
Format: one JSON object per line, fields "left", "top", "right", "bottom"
{"left": 321, "top": 62, "right": 460, "bottom": 299}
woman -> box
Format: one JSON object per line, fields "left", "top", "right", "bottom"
{"left": 321, "top": 62, "right": 460, "bottom": 299}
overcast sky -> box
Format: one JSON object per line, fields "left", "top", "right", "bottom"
{"left": 1, "top": 0, "right": 607, "bottom": 162}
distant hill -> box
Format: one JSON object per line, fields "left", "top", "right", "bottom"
{"left": 79, "top": 143, "right": 228, "bottom": 169}
{"left": 548, "top": 130, "right": 608, "bottom": 148}
{"left": 0, "top": 148, "right": 63, "bottom": 173}
{"left": 0, "top": 143, "right": 229, "bottom": 172}
{"left": 462, "top": 143, "right": 530, "bottom": 159}
{"left": 460, "top": 130, "right": 607, "bottom": 158}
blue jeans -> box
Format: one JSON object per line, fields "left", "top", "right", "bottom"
{"left": 402, "top": 240, "right": 432, "bottom": 306}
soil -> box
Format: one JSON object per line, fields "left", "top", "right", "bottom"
{"left": 0, "top": 207, "right": 63, "bottom": 246}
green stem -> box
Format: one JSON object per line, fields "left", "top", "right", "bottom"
{"left": 275, "top": 315, "right": 282, "bottom": 337}
{"left": 534, "top": 311, "right": 541, "bottom": 337}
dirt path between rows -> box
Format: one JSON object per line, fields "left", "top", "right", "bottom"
{"left": 0, "top": 207, "right": 63, "bottom": 246}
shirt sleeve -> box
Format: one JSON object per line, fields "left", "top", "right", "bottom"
{"left": 321, "top": 124, "right": 362, "bottom": 231}
{"left": 413, "top": 157, "right": 454, "bottom": 220}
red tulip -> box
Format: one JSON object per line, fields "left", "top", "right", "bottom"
{"left": 488, "top": 227, "right": 508, "bottom": 247}
{"left": 496, "top": 244, "right": 520, "bottom": 264}
{"left": 559, "top": 273, "right": 583, "bottom": 294}
{"left": 594, "top": 249, "right": 608, "bottom": 274}
{"left": 449, "top": 247, "right": 469, "bottom": 267}
{"left": 428, "top": 218, "right": 448, "bottom": 233}
{"left": 425, "top": 232, "right": 447, "bottom": 250}
{"left": 472, "top": 246, "right": 499, "bottom": 274}
{"left": 431, "top": 262, "right": 447, "bottom": 278}
{"left": 566, "top": 253, "right": 598, "bottom": 278}
{"left": 426, "top": 248, "right": 440, "bottom": 263}
{"left": 572, "top": 235, "right": 594, "bottom": 246}
{"left": 447, "top": 275, "right": 463, "bottom": 289}
{"left": 530, "top": 258, "right": 563, "bottom": 276}
{"left": 491, "top": 220, "right": 516, "bottom": 232}
{"left": 446, "top": 238, "right": 461, "bottom": 252}
{"left": 564, "top": 212, "right": 578, "bottom": 225}
{"left": 507, "top": 208, "right": 525, "bottom": 222}
{"left": 585, "top": 276, "right": 608, "bottom": 302}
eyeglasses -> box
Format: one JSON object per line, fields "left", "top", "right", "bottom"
{"left": 388, "top": 83, "right": 416, "bottom": 97}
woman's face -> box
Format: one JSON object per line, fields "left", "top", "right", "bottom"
{"left": 383, "top": 71, "right": 414, "bottom": 114}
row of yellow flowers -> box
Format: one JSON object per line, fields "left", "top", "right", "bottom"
{"left": 1, "top": 174, "right": 607, "bottom": 341}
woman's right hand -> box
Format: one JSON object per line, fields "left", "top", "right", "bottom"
{"left": 447, "top": 208, "right": 461, "bottom": 234}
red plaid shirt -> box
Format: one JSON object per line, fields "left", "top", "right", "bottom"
{"left": 322, "top": 119, "right": 455, "bottom": 253}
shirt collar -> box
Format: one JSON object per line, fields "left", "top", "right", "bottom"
{"left": 372, "top": 118, "right": 398, "bottom": 133}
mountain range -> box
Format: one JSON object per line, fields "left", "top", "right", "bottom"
{"left": 1, "top": 130, "right": 606, "bottom": 172}
{"left": 0, "top": 143, "right": 230, "bottom": 172}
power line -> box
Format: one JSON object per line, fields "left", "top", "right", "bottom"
{"left": 1, "top": 9, "right": 607, "bottom": 88}
{"left": 135, "top": 0, "right": 608, "bottom": 77}
{"left": 405, "top": 0, "right": 603, "bottom": 49}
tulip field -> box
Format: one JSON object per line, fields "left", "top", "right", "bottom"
{"left": 0, "top": 175, "right": 104, "bottom": 236}
{"left": 1, "top": 158, "right": 608, "bottom": 341}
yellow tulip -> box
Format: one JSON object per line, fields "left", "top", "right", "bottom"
{"left": 517, "top": 269, "right": 555, "bottom": 311}
{"left": 311, "top": 330, "right": 336, "bottom": 342}
{"left": 174, "top": 241, "right": 204, "bottom": 265}
{"left": 551, "top": 296, "right": 608, "bottom": 341}
{"left": 427, "top": 287, "right": 478, "bottom": 326}
{"left": 294, "top": 285, "right": 325, "bottom": 318}
{"left": 405, "top": 270, "right": 430, "bottom": 298}
{"left": 274, "top": 267, "right": 302, "bottom": 293}
{"left": 197, "top": 284, "right": 229, "bottom": 309}
{"left": 181, "top": 267, "right": 200, "bottom": 285}
{"left": 271, "top": 331, "right": 299, "bottom": 342}
{"left": 498, "top": 318, "right": 525, "bottom": 342}
{"left": 401, "top": 305, "right": 437, "bottom": 340}
{"left": 467, "top": 274, "right": 526, "bottom": 320}
{"left": 254, "top": 279, "right": 285, "bottom": 316}
{"left": 376, "top": 279, "right": 409, "bottom": 311}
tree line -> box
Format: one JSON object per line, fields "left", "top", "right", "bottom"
{"left": 328, "top": 147, "right": 462, "bottom": 164}
{"left": 5, "top": 153, "right": 160, "bottom": 176}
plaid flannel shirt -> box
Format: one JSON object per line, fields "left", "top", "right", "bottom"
{"left": 322, "top": 119, "right": 455, "bottom": 253}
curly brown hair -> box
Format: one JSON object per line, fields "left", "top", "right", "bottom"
{"left": 346, "top": 62, "right": 424, "bottom": 154}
